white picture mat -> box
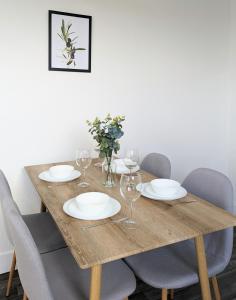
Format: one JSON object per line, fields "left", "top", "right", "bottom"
{"left": 51, "top": 13, "right": 90, "bottom": 70}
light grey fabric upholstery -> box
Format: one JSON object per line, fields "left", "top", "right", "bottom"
{"left": 8, "top": 210, "right": 54, "bottom": 300}
{"left": 23, "top": 213, "right": 66, "bottom": 253}
{"left": 125, "top": 168, "right": 234, "bottom": 289}
{"left": 182, "top": 168, "right": 234, "bottom": 268}
{"left": 9, "top": 207, "right": 136, "bottom": 300}
{"left": 141, "top": 153, "right": 171, "bottom": 179}
{"left": 0, "top": 170, "right": 17, "bottom": 244}
{"left": 42, "top": 248, "right": 136, "bottom": 300}
{"left": 0, "top": 170, "right": 66, "bottom": 253}
{"left": 0, "top": 172, "right": 54, "bottom": 300}
{"left": 1, "top": 170, "right": 136, "bottom": 300}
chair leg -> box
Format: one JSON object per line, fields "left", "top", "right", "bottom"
{"left": 211, "top": 277, "right": 221, "bottom": 300}
{"left": 162, "top": 288, "right": 168, "bottom": 300}
{"left": 6, "top": 251, "right": 16, "bottom": 296}
{"left": 23, "top": 292, "right": 28, "bottom": 300}
{"left": 170, "top": 289, "right": 174, "bottom": 299}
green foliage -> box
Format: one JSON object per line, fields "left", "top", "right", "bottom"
{"left": 58, "top": 19, "right": 86, "bottom": 66}
{"left": 87, "top": 114, "right": 125, "bottom": 158}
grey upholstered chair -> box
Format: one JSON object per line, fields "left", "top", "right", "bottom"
{"left": 0, "top": 170, "right": 66, "bottom": 296}
{"left": 141, "top": 153, "right": 171, "bottom": 179}
{"left": 1, "top": 170, "right": 136, "bottom": 300}
{"left": 125, "top": 168, "right": 234, "bottom": 300}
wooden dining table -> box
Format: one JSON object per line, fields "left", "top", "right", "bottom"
{"left": 25, "top": 160, "right": 236, "bottom": 300}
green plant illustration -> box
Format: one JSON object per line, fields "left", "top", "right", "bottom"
{"left": 57, "top": 19, "right": 86, "bottom": 66}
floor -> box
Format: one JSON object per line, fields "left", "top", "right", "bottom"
{"left": 1, "top": 232, "right": 236, "bottom": 300}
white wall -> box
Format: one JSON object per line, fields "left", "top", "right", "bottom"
{"left": 0, "top": 0, "right": 231, "bottom": 272}
{"left": 228, "top": 0, "right": 236, "bottom": 199}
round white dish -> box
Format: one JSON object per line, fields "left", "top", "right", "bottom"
{"left": 150, "top": 179, "right": 180, "bottom": 194}
{"left": 137, "top": 182, "right": 187, "bottom": 201}
{"left": 38, "top": 170, "right": 81, "bottom": 183}
{"left": 63, "top": 197, "right": 121, "bottom": 220}
{"left": 151, "top": 187, "right": 180, "bottom": 197}
{"left": 111, "top": 159, "right": 140, "bottom": 174}
{"left": 49, "top": 165, "right": 74, "bottom": 179}
{"left": 76, "top": 192, "right": 110, "bottom": 214}
{"left": 115, "top": 165, "right": 140, "bottom": 175}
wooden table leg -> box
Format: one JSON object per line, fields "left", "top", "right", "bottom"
{"left": 90, "top": 264, "right": 102, "bottom": 300}
{"left": 40, "top": 202, "right": 47, "bottom": 212}
{"left": 195, "top": 235, "right": 212, "bottom": 300}
{"left": 22, "top": 292, "right": 28, "bottom": 300}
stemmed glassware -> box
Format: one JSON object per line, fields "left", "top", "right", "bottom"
{"left": 76, "top": 149, "right": 92, "bottom": 187}
{"left": 92, "top": 148, "right": 104, "bottom": 168}
{"left": 120, "top": 172, "right": 142, "bottom": 229}
{"left": 124, "top": 149, "right": 139, "bottom": 174}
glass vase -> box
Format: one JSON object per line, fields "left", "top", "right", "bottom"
{"left": 103, "top": 156, "right": 116, "bottom": 188}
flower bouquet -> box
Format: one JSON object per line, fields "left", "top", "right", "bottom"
{"left": 87, "top": 114, "right": 125, "bottom": 187}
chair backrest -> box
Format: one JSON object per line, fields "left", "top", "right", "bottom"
{"left": 0, "top": 170, "right": 53, "bottom": 300}
{"left": 141, "top": 153, "right": 171, "bottom": 179}
{"left": 182, "top": 168, "right": 234, "bottom": 267}
{"left": 0, "top": 170, "right": 20, "bottom": 245}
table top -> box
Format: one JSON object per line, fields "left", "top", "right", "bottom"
{"left": 25, "top": 161, "right": 236, "bottom": 269}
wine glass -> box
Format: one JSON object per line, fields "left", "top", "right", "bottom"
{"left": 124, "top": 149, "right": 139, "bottom": 174}
{"left": 120, "top": 173, "right": 142, "bottom": 229}
{"left": 76, "top": 149, "right": 92, "bottom": 187}
{"left": 92, "top": 148, "right": 104, "bottom": 168}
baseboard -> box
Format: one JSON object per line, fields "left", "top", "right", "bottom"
{"left": 0, "top": 250, "right": 14, "bottom": 274}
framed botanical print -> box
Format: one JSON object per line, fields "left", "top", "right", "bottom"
{"left": 49, "top": 10, "right": 92, "bottom": 72}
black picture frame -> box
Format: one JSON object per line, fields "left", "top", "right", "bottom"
{"left": 49, "top": 10, "right": 92, "bottom": 72}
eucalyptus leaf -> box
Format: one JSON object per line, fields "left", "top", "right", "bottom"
{"left": 87, "top": 114, "right": 125, "bottom": 158}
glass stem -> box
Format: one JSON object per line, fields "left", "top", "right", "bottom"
{"left": 82, "top": 168, "right": 86, "bottom": 182}
{"left": 130, "top": 201, "right": 134, "bottom": 221}
{"left": 106, "top": 157, "right": 111, "bottom": 182}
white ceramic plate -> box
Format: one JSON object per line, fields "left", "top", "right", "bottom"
{"left": 137, "top": 182, "right": 187, "bottom": 201}
{"left": 63, "top": 197, "right": 121, "bottom": 220}
{"left": 115, "top": 165, "right": 140, "bottom": 175}
{"left": 38, "top": 170, "right": 81, "bottom": 183}
{"left": 104, "top": 165, "right": 139, "bottom": 175}
{"left": 106, "top": 159, "right": 140, "bottom": 175}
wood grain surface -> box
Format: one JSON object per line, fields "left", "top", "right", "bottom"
{"left": 25, "top": 161, "right": 236, "bottom": 269}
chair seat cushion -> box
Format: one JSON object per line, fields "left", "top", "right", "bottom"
{"left": 125, "top": 239, "right": 227, "bottom": 289}
{"left": 23, "top": 212, "right": 66, "bottom": 254}
{"left": 41, "top": 248, "right": 136, "bottom": 300}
